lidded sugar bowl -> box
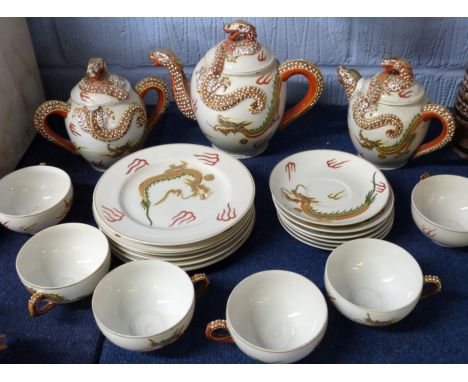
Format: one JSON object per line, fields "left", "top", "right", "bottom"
{"left": 34, "top": 58, "right": 169, "bottom": 171}
{"left": 337, "top": 57, "right": 455, "bottom": 169}
{"left": 150, "top": 20, "right": 324, "bottom": 158}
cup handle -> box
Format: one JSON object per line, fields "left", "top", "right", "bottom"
{"left": 278, "top": 59, "right": 323, "bottom": 129}
{"left": 0, "top": 334, "right": 7, "bottom": 350}
{"left": 413, "top": 104, "right": 455, "bottom": 159}
{"left": 28, "top": 292, "right": 56, "bottom": 317}
{"left": 420, "top": 172, "right": 430, "bottom": 181}
{"left": 191, "top": 273, "right": 209, "bottom": 299}
{"left": 33, "top": 100, "right": 77, "bottom": 155}
{"left": 421, "top": 275, "right": 442, "bottom": 299}
{"left": 134, "top": 77, "right": 169, "bottom": 139}
{"left": 205, "top": 319, "right": 234, "bottom": 344}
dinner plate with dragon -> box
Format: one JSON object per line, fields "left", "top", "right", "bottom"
{"left": 93, "top": 144, "right": 255, "bottom": 246}
{"left": 270, "top": 150, "right": 390, "bottom": 226}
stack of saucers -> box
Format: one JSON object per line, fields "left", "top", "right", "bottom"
{"left": 269, "top": 150, "right": 394, "bottom": 250}
{"left": 93, "top": 144, "right": 255, "bottom": 271}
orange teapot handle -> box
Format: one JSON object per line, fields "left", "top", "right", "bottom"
{"left": 278, "top": 60, "right": 324, "bottom": 129}
{"left": 33, "top": 101, "right": 77, "bottom": 155}
{"left": 135, "top": 77, "right": 169, "bottom": 138}
{"left": 413, "top": 104, "right": 455, "bottom": 159}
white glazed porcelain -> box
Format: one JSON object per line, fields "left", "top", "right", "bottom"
{"left": 0, "top": 165, "right": 73, "bottom": 234}
{"left": 150, "top": 20, "right": 323, "bottom": 158}
{"left": 325, "top": 239, "right": 441, "bottom": 326}
{"left": 206, "top": 270, "right": 327, "bottom": 363}
{"left": 16, "top": 223, "right": 110, "bottom": 317}
{"left": 337, "top": 57, "right": 455, "bottom": 169}
{"left": 411, "top": 174, "right": 468, "bottom": 247}
{"left": 92, "top": 260, "right": 208, "bottom": 351}
{"left": 34, "top": 58, "right": 169, "bottom": 171}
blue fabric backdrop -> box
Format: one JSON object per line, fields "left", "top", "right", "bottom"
{"left": 1, "top": 105, "right": 467, "bottom": 363}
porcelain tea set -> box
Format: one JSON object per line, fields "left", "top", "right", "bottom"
{"left": 1, "top": 20, "right": 465, "bottom": 362}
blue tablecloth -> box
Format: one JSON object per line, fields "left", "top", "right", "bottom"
{"left": 1, "top": 104, "right": 467, "bottom": 363}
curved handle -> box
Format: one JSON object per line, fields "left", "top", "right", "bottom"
{"left": 191, "top": 273, "right": 209, "bottom": 299}
{"left": 33, "top": 100, "right": 76, "bottom": 155}
{"left": 0, "top": 334, "right": 7, "bottom": 350}
{"left": 421, "top": 275, "right": 442, "bottom": 299}
{"left": 205, "top": 319, "right": 233, "bottom": 344}
{"left": 420, "top": 172, "right": 430, "bottom": 181}
{"left": 413, "top": 104, "right": 455, "bottom": 159}
{"left": 28, "top": 292, "right": 56, "bottom": 317}
{"left": 278, "top": 59, "right": 324, "bottom": 129}
{"left": 134, "top": 77, "right": 169, "bottom": 138}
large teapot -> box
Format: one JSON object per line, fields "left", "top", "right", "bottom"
{"left": 337, "top": 57, "right": 455, "bottom": 169}
{"left": 34, "top": 58, "right": 168, "bottom": 171}
{"left": 150, "top": 20, "right": 324, "bottom": 158}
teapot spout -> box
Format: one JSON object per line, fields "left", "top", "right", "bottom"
{"left": 149, "top": 50, "right": 196, "bottom": 120}
{"left": 336, "top": 66, "right": 361, "bottom": 101}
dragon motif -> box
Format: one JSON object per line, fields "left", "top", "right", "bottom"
{"left": 72, "top": 104, "right": 146, "bottom": 142}
{"left": 281, "top": 172, "right": 379, "bottom": 221}
{"left": 78, "top": 57, "right": 129, "bottom": 101}
{"left": 356, "top": 114, "right": 423, "bottom": 158}
{"left": 102, "top": 138, "right": 144, "bottom": 158}
{"left": 139, "top": 161, "right": 214, "bottom": 225}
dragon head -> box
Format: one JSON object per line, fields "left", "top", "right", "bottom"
{"left": 281, "top": 185, "right": 318, "bottom": 205}
{"left": 380, "top": 57, "right": 410, "bottom": 75}
{"left": 336, "top": 66, "right": 361, "bottom": 100}
{"left": 223, "top": 20, "right": 257, "bottom": 41}
{"left": 86, "top": 57, "right": 109, "bottom": 82}
{"left": 149, "top": 50, "right": 184, "bottom": 70}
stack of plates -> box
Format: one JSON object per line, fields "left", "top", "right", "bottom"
{"left": 269, "top": 150, "right": 394, "bottom": 250}
{"left": 93, "top": 144, "right": 255, "bottom": 271}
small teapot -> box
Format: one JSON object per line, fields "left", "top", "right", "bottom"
{"left": 337, "top": 57, "right": 455, "bottom": 169}
{"left": 34, "top": 58, "right": 169, "bottom": 171}
{"left": 150, "top": 20, "right": 323, "bottom": 158}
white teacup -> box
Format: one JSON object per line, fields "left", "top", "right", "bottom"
{"left": 206, "top": 270, "right": 327, "bottom": 363}
{"left": 325, "top": 238, "right": 441, "bottom": 326}
{"left": 16, "top": 223, "right": 111, "bottom": 317}
{"left": 412, "top": 174, "right": 468, "bottom": 247}
{"left": 92, "top": 260, "right": 208, "bottom": 352}
{"left": 0, "top": 164, "right": 73, "bottom": 234}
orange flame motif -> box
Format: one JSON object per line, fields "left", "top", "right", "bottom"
{"left": 126, "top": 158, "right": 149, "bottom": 174}
{"left": 101, "top": 205, "right": 125, "bottom": 223}
{"left": 257, "top": 50, "right": 266, "bottom": 61}
{"left": 169, "top": 210, "right": 196, "bottom": 227}
{"left": 69, "top": 123, "right": 81, "bottom": 136}
{"left": 285, "top": 162, "right": 296, "bottom": 181}
{"left": 375, "top": 181, "right": 387, "bottom": 193}
{"left": 217, "top": 203, "right": 237, "bottom": 222}
{"left": 80, "top": 92, "right": 92, "bottom": 102}
{"left": 91, "top": 160, "right": 106, "bottom": 169}
{"left": 256, "top": 74, "right": 273, "bottom": 85}
{"left": 422, "top": 225, "right": 437, "bottom": 238}
{"left": 194, "top": 152, "right": 220, "bottom": 166}
{"left": 326, "top": 158, "right": 350, "bottom": 169}
{"left": 398, "top": 90, "right": 413, "bottom": 98}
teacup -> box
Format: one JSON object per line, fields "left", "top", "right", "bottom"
{"left": 412, "top": 174, "right": 468, "bottom": 247}
{"left": 92, "top": 260, "right": 208, "bottom": 352}
{"left": 0, "top": 164, "right": 73, "bottom": 234}
{"left": 16, "top": 223, "right": 111, "bottom": 317}
{"left": 206, "top": 270, "right": 327, "bottom": 363}
{"left": 325, "top": 238, "right": 441, "bottom": 326}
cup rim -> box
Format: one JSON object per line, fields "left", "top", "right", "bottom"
{"left": 411, "top": 174, "right": 468, "bottom": 234}
{"left": 16, "top": 223, "right": 110, "bottom": 291}
{"left": 225, "top": 269, "right": 328, "bottom": 354}
{"left": 91, "top": 259, "right": 196, "bottom": 340}
{"left": 325, "top": 239, "right": 424, "bottom": 314}
{"left": 0, "top": 165, "right": 72, "bottom": 218}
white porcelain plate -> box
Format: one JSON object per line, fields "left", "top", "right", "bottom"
{"left": 270, "top": 150, "right": 390, "bottom": 226}
{"left": 93, "top": 144, "right": 255, "bottom": 245}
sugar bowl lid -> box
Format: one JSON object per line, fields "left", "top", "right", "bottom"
{"left": 70, "top": 58, "right": 131, "bottom": 106}
{"left": 203, "top": 20, "right": 276, "bottom": 75}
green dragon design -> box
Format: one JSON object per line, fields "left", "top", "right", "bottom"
{"left": 138, "top": 161, "right": 214, "bottom": 226}
{"left": 281, "top": 172, "right": 379, "bottom": 221}
{"left": 102, "top": 137, "right": 144, "bottom": 158}
{"left": 356, "top": 114, "right": 423, "bottom": 159}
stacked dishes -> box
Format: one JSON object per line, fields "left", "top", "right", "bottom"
{"left": 269, "top": 150, "right": 394, "bottom": 250}
{"left": 93, "top": 144, "right": 255, "bottom": 271}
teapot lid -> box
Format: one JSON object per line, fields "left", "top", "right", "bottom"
{"left": 203, "top": 20, "right": 276, "bottom": 75}
{"left": 70, "top": 58, "right": 131, "bottom": 106}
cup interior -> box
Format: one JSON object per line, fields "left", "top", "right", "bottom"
{"left": 227, "top": 270, "right": 327, "bottom": 352}
{"left": 0, "top": 166, "right": 70, "bottom": 216}
{"left": 412, "top": 175, "right": 468, "bottom": 231}
{"left": 16, "top": 223, "right": 109, "bottom": 288}
{"left": 92, "top": 260, "right": 194, "bottom": 337}
{"left": 326, "top": 239, "right": 422, "bottom": 312}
